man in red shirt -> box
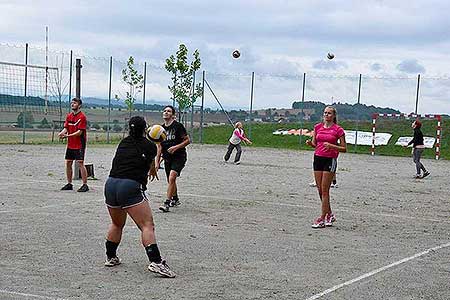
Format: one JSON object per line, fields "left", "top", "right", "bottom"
{"left": 58, "top": 98, "right": 89, "bottom": 192}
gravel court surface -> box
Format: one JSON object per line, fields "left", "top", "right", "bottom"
{"left": 0, "top": 144, "right": 449, "bottom": 300}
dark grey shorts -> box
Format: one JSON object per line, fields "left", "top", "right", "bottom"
{"left": 104, "top": 177, "right": 147, "bottom": 209}
{"left": 313, "top": 155, "right": 337, "bottom": 173}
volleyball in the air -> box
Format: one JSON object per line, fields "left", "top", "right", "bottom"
{"left": 146, "top": 125, "right": 167, "bottom": 143}
{"left": 232, "top": 50, "right": 241, "bottom": 59}
{"left": 327, "top": 52, "right": 335, "bottom": 60}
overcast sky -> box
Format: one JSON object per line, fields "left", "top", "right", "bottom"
{"left": 1, "top": 0, "right": 450, "bottom": 114}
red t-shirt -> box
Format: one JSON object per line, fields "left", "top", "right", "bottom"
{"left": 314, "top": 123, "right": 345, "bottom": 158}
{"left": 64, "top": 111, "right": 87, "bottom": 149}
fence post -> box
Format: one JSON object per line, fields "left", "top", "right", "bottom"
{"left": 22, "top": 43, "right": 29, "bottom": 144}
{"left": 107, "top": 56, "right": 112, "bottom": 143}
{"left": 75, "top": 59, "right": 82, "bottom": 99}
{"left": 299, "top": 72, "right": 306, "bottom": 146}
{"left": 354, "top": 74, "right": 362, "bottom": 152}
{"left": 143, "top": 61, "right": 147, "bottom": 119}
{"left": 415, "top": 74, "right": 421, "bottom": 114}
{"left": 190, "top": 71, "right": 196, "bottom": 142}
{"left": 200, "top": 71, "right": 205, "bottom": 144}
{"left": 248, "top": 72, "right": 255, "bottom": 140}
{"left": 68, "top": 50, "right": 73, "bottom": 113}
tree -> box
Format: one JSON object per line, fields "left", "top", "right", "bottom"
{"left": 165, "top": 44, "right": 202, "bottom": 121}
{"left": 115, "top": 56, "right": 144, "bottom": 118}
{"left": 17, "top": 112, "right": 34, "bottom": 128}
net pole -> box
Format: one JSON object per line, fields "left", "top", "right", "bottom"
{"left": 45, "top": 26, "right": 49, "bottom": 115}
{"left": 22, "top": 43, "right": 28, "bottom": 144}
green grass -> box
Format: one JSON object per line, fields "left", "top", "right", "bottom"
{"left": 1, "top": 119, "right": 448, "bottom": 160}
{"left": 194, "top": 119, "right": 449, "bottom": 160}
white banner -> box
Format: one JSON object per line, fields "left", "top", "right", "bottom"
{"left": 272, "top": 129, "right": 313, "bottom": 136}
{"left": 395, "top": 137, "right": 435, "bottom": 148}
{"left": 345, "top": 130, "right": 392, "bottom": 146}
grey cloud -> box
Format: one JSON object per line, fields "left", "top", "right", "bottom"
{"left": 396, "top": 59, "right": 426, "bottom": 74}
{"left": 370, "top": 63, "right": 383, "bottom": 72}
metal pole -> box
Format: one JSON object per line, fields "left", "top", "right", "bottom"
{"left": 22, "top": 43, "right": 28, "bottom": 144}
{"left": 45, "top": 26, "right": 49, "bottom": 114}
{"left": 200, "top": 71, "right": 205, "bottom": 144}
{"left": 190, "top": 71, "right": 196, "bottom": 142}
{"left": 68, "top": 50, "right": 73, "bottom": 111}
{"left": 75, "top": 59, "right": 82, "bottom": 99}
{"left": 415, "top": 74, "right": 421, "bottom": 114}
{"left": 107, "top": 56, "right": 112, "bottom": 143}
{"left": 248, "top": 72, "right": 255, "bottom": 140}
{"left": 354, "top": 74, "right": 362, "bottom": 152}
{"left": 142, "top": 62, "right": 147, "bottom": 118}
{"left": 299, "top": 72, "right": 306, "bottom": 146}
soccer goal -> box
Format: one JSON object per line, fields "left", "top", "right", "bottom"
{"left": 371, "top": 113, "right": 442, "bottom": 160}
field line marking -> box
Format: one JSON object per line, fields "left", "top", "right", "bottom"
{"left": 0, "top": 289, "right": 67, "bottom": 300}
{"left": 0, "top": 178, "right": 447, "bottom": 223}
{"left": 304, "top": 241, "right": 450, "bottom": 300}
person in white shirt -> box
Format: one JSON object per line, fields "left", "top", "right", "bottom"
{"left": 223, "top": 122, "right": 252, "bottom": 165}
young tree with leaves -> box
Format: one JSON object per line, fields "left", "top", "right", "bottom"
{"left": 165, "top": 44, "right": 202, "bottom": 122}
{"left": 115, "top": 56, "right": 144, "bottom": 118}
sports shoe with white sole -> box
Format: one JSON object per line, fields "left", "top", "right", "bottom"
{"left": 312, "top": 217, "right": 325, "bottom": 229}
{"left": 325, "top": 213, "right": 336, "bottom": 226}
{"left": 309, "top": 182, "right": 317, "bottom": 187}
{"left": 148, "top": 260, "right": 176, "bottom": 278}
{"left": 104, "top": 257, "right": 121, "bottom": 267}
{"left": 159, "top": 200, "right": 171, "bottom": 212}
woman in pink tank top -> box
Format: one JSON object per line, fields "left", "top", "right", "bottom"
{"left": 306, "top": 106, "right": 347, "bottom": 228}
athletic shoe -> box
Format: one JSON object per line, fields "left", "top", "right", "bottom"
{"left": 414, "top": 174, "right": 421, "bottom": 179}
{"left": 170, "top": 198, "right": 181, "bottom": 207}
{"left": 422, "top": 171, "right": 430, "bottom": 179}
{"left": 77, "top": 184, "right": 89, "bottom": 192}
{"left": 104, "top": 257, "right": 121, "bottom": 267}
{"left": 309, "top": 182, "right": 317, "bottom": 187}
{"left": 159, "top": 200, "right": 171, "bottom": 212}
{"left": 331, "top": 182, "right": 339, "bottom": 188}
{"left": 325, "top": 213, "right": 336, "bottom": 226}
{"left": 61, "top": 183, "right": 73, "bottom": 190}
{"left": 234, "top": 161, "right": 241, "bottom": 165}
{"left": 148, "top": 260, "right": 176, "bottom": 278}
{"left": 312, "top": 217, "right": 325, "bottom": 229}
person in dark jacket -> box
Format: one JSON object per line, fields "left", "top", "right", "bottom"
{"left": 405, "top": 120, "right": 430, "bottom": 179}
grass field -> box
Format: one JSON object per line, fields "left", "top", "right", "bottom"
{"left": 0, "top": 118, "right": 448, "bottom": 159}
{"left": 196, "top": 119, "right": 449, "bottom": 160}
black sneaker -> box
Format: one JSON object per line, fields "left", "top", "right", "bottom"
{"left": 61, "top": 183, "right": 73, "bottom": 190}
{"left": 422, "top": 171, "right": 430, "bottom": 179}
{"left": 159, "top": 200, "right": 171, "bottom": 212}
{"left": 170, "top": 198, "right": 181, "bottom": 207}
{"left": 77, "top": 184, "right": 89, "bottom": 192}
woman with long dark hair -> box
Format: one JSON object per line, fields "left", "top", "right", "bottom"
{"left": 103, "top": 116, "right": 175, "bottom": 278}
{"left": 306, "top": 106, "right": 346, "bottom": 228}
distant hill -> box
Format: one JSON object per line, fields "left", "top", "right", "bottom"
{"left": 292, "top": 100, "right": 401, "bottom": 121}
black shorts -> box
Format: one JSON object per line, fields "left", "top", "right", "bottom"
{"left": 65, "top": 148, "right": 85, "bottom": 161}
{"left": 164, "top": 156, "right": 187, "bottom": 178}
{"left": 104, "top": 177, "right": 148, "bottom": 209}
{"left": 313, "top": 155, "right": 337, "bottom": 172}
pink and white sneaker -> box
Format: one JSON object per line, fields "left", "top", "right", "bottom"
{"left": 325, "top": 213, "right": 336, "bottom": 226}
{"left": 312, "top": 217, "right": 325, "bottom": 228}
